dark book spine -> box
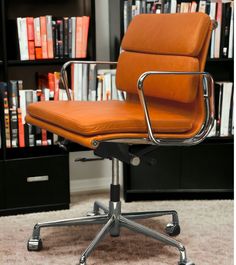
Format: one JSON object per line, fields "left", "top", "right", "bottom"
{"left": 52, "top": 19, "right": 58, "bottom": 59}
{"left": 220, "top": 2, "right": 231, "bottom": 58}
{"left": 68, "top": 18, "right": 72, "bottom": 58}
{"left": 56, "top": 19, "right": 64, "bottom": 58}
{"left": 63, "top": 17, "right": 69, "bottom": 58}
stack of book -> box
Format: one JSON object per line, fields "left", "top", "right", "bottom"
{"left": 123, "top": 0, "right": 234, "bottom": 59}
{"left": 16, "top": 15, "right": 90, "bottom": 60}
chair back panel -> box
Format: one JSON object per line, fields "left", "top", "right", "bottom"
{"left": 116, "top": 52, "right": 200, "bottom": 103}
{"left": 121, "top": 13, "right": 211, "bottom": 57}
{"left": 116, "top": 13, "right": 212, "bottom": 104}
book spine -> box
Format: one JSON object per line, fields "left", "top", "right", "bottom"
{"left": 26, "top": 17, "right": 35, "bottom": 60}
{"left": 75, "top": 17, "right": 83, "bottom": 58}
{"left": 63, "top": 17, "right": 69, "bottom": 58}
{"left": 34, "top": 17, "right": 42, "bottom": 59}
{"left": 40, "top": 16, "right": 48, "bottom": 59}
{"left": 81, "top": 16, "right": 90, "bottom": 58}
{"left": 3, "top": 90, "right": 11, "bottom": 148}
{"left": 228, "top": 1, "right": 234, "bottom": 58}
{"left": 46, "top": 15, "right": 54, "bottom": 59}
{"left": 56, "top": 19, "right": 64, "bottom": 58}
{"left": 68, "top": 18, "right": 72, "bottom": 58}
{"left": 17, "top": 108, "right": 25, "bottom": 147}
{"left": 71, "top": 17, "right": 76, "bottom": 58}
{"left": 214, "top": 1, "right": 222, "bottom": 58}
{"left": 19, "top": 17, "right": 29, "bottom": 60}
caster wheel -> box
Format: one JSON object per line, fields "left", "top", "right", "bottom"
{"left": 27, "top": 238, "right": 43, "bottom": 251}
{"left": 165, "top": 223, "right": 181, "bottom": 236}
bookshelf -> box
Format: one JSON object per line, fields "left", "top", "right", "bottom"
{"left": 0, "top": 0, "right": 96, "bottom": 215}
{"left": 110, "top": 0, "right": 234, "bottom": 201}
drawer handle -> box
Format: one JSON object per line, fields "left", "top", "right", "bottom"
{"left": 27, "top": 175, "right": 49, "bottom": 183}
{"left": 74, "top": 158, "right": 104, "bottom": 162}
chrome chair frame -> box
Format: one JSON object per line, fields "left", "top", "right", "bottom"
{"left": 28, "top": 60, "right": 215, "bottom": 265}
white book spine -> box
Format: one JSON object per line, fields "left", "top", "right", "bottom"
{"left": 19, "top": 90, "right": 26, "bottom": 124}
{"left": 170, "top": 0, "right": 177, "bottom": 13}
{"left": 46, "top": 15, "right": 54, "bottom": 58}
{"left": 82, "top": 64, "right": 88, "bottom": 101}
{"left": 34, "top": 17, "right": 41, "bottom": 47}
{"left": 71, "top": 17, "right": 76, "bottom": 58}
{"left": 228, "top": 2, "right": 234, "bottom": 58}
{"left": 220, "top": 82, "right": 233, "bottom": 136}
{"left": 104, "top": 73, "right": 112, "bottom": 100}
{"left": 73, "top": 64, "right": 83, "bottom": 101}
{"left": 18, "top": 17, "right": 29, "bottom": 60}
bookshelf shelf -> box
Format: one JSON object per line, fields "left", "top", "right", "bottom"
{"left": 7, "top": 58, "right": 91, "bottom": 66}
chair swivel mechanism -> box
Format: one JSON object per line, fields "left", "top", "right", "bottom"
{"left": 26, "top": 13, "right": 214, "bottom": 265}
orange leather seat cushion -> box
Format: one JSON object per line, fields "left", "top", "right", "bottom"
{"left": 27, "top": 100, "right": 194, "bottom": 137}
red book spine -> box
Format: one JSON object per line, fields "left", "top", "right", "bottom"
{"left": 40, "top": 16, "right": 48, "bottom": 59}
{"left": 26, "top": 17, "right": 35, "bottom": 60}
{"left": 18, "top": 109, "right": 25, "bottom": 147}
{"left": 54, "top": 72, "right": 60, "bottom": 101}
{"left": 75, "top": 17, "right": 83, "bottom": 58}
{"left": 81, "top": 16, "right": 90, "bottom": 58}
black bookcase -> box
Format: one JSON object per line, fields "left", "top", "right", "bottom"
{"left": 0, "top": 0, "right": 96, "bottom": 215}
{"left": 109, "top": 1, "right": 234, "bottom": 201}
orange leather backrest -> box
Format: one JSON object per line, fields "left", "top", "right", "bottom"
{"left": 116, "top": 13, "right": 212, "bottom": 104}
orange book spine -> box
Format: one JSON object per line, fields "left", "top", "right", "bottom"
{"left": 75, "top": 17, "right": 83, "bottom": 58}
{"left": 35, "top": 47, "right": 42, "bottom": 59}
{"left": 54, "top": 72, "right": 60, "bottom": 101}
{"left": 40, "top": 16, "right": 48, "bottom": 59}
{"left": 48, "top": 72, "right": 55, "bottom": 99}
{"left": 17, "top": 109, "right": 25, "bottom": 147}
{"left": 81, "top": 16, "right": 90, "bottom": 58}
{"left": 26, "top": 17, "right": 35, "bottom": 60}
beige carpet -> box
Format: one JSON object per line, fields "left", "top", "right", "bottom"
{"left": 0, "top": 192, "right": 233, "bottom": 265}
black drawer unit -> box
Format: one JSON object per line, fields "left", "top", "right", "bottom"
{"left": 123, "top": 138, "right": 234, "bottom": 201}
{"left": 0, "top": 154, "right": 70, "bottom": 215}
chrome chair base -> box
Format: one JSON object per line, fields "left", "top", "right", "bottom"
{"left": 27, "top": 200, "right": 194, "bottom": 265}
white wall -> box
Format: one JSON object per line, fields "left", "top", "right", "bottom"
{"left": 69, "top": 1, "right": 119, "bottom": 194}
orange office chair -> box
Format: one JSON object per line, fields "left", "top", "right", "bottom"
{"left": 26, "top": 13, "right": 214, "bottom": 265}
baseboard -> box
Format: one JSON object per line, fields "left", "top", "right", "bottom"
{"left": 70, "top": 177, "right": 110, "bottom": 193}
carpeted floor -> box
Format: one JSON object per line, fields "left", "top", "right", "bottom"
{"left": 0, "top": 192, "right": 233, "bottom": 265}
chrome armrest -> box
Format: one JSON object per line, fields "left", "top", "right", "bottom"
{"left": 137, "top": 71, "right": 215, "bottom": 146}
{"left": 60, "top": 60, "right": 117, "bottom": 101}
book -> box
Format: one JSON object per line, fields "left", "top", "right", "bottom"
{"left": 34, "top": 17, "right": 42, "bottom": 59}
{"left": 71, "top": 17, "right": 76, "bottom": 58}
{"left": 63, "top": 17, "right": 69, "bottom": 58}
{"left": 209, "top": 2, "right": 217, "bottom": 58}
{"left": 26, "top": 17, "right": 35, "bottom": 60}
{"left": 75, "top": 17, "right": 83, "bottom": 58}
{"left": 214, "top": 0, "right": 222, "bottom": 58}
{"left": 40, "top": 16, "right": 48, "bottom": 59}
{"left": 220, "top": 82, "right": 233, "bottom": 136}
{"left": 17, "top": 17, "right": 29, "bottom": 60}
{"left": 228, "top": 1, "right": 234, "bottom": 58}
{"left": 220, "top": 1, "right": 232, "bottom": 58}
{"left": 46, "top": 15, "right": 54, "bottom": 59}
{"left": 81, "top": 16, "right": 90, "bottom": 58}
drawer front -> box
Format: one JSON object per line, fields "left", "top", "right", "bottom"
{"left": 125, "top": 147, "right": 182, "bottom": 190}
{"left": 5, "top": 155, "right": 69, "bottom": 208}
{"left": 182, "top": 143, "right": 234, "bottom": 189}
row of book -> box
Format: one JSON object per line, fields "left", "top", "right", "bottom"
{"left": 124, "top": 0, "right": 234, "bottom": 59}
{"left": 209, "top": 81, "right": 234, "bottom": 137}
{"left": 71, "top": 64, "right": 124, "bottom": 101}
{"left": 17, "top": 15, "right": 90, "bottom": 61}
